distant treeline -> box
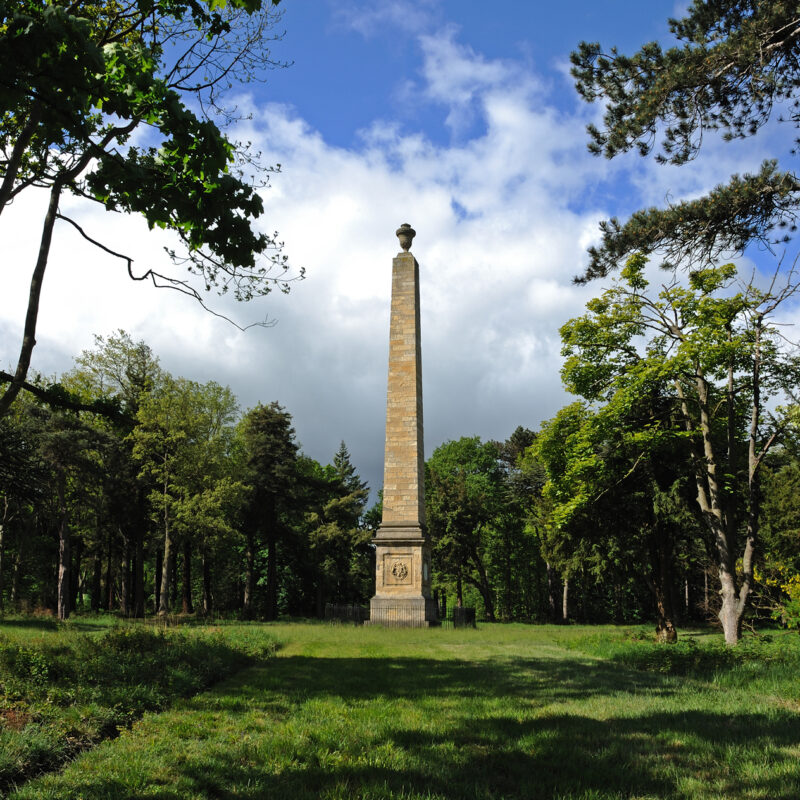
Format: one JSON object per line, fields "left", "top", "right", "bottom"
{"left": 0, "top": 330, "right": 798, "bottom": 641}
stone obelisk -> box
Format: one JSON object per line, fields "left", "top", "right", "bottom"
{"left": 370, "top": 224, "right": 437, "bottom": 627}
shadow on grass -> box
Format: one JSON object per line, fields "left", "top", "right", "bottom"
{"left": 0, "top": 617, "right": 111, "bottom": 635}
{"left": 36, "top": 653, "right": 800, "bottom": 800}
{"left": 167, "top": 712, "right": 800, "bottom": 800}
{"left": 0, "top": 618, "right": 61, "bottom": 633}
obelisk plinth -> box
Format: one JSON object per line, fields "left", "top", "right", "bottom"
{"left": 370, "top": 224, "right": 438, "bottom": 627}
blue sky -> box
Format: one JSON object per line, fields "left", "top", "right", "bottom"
{"left": 266, "top": 1, "right": 673, "bottom": 150}
{"left": 2, "top": 0, "right": 795, "bottom": 500}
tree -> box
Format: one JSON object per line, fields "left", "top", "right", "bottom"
{"left": 132, "top": 375, "right": 239, "bottom": 614}
{"left": 302, "top": 443, "right": 371, "bottom": 613}
{"left": 571, "top": 1, "right": 800, "bottom": 282}
{"left": 558, "top": 254, "right": 799, "bottom": 643}
{"left": 64, "top": 330, "right": 163, "bottom": 616}
{"left": 426, "top": 437, "right": 506, "bottom": 621}
{"left": 491, "top": 427, "right": 548, "bottom": 621}
{"left": 238, "top": 402, "right": 298, "bottom": 620}
{"left": 25, "top": 404, "right": 110, "bottom": 620}
{"left": 535, "top": 397, "right": 704, "bottom": 640}
{"left": 0, "top": 411, "right": 46, "bottom": 610}
{"left": 69, "top": 331, "right": 163, "bottom": 419}
{"left": 0, "top": 0, "right": 296, "bottom": 417}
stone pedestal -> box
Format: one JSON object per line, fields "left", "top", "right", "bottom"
{"left": 370, "top": 225, "right": 438, "bottom": 627}
{"left": 370, "top": 526, "right": 437, "bottom": 626}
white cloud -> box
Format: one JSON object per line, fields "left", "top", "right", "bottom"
{"left": 332, "top": 0, "right": 440, "bottom": 38}
{"left": 3, "top": 24, "right": 794, "bottom": 498}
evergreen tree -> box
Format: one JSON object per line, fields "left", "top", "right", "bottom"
{"left": 238, "top": 402, "right": 299, "bottom": 620}
{"left": 571, "top": 1, "right": 800, "bottom": 281}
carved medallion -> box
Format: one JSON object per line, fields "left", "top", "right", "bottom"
{"left": 391, "top": 560, "right": 409, "bottom": 581}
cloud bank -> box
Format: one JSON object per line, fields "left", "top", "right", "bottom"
{"left": 1, "top": 25, "right": 790, "bottom": 498}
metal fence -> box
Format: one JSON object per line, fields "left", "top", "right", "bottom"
{"left": 325, "top": 602, "right": 477, "bottom": 629}
{"left": 367, "top": 603, "right": 436, "bottom": 628}
{"left": 439, "top": 607, "right": 477, "bottom": 629}
{"left": 324, "top": 603, "right": 370, "bottom": 624}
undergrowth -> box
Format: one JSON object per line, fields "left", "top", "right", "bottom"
{"left": 0, "top": 625, "right": 277, "bottom": 794}
{"left": 566, "top": 626, "right": 800, "bottom": 697}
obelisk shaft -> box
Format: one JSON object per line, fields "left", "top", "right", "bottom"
{"left": 370, "top": 224, "right": 436, "bottom": 626}
{"left": 380, "top": 250, "right": 425, "bottom": 531}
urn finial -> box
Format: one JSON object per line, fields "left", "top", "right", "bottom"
{"left": 395, "top": 223, "right": 416, "bottom": 251}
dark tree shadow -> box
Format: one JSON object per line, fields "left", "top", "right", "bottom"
{"left": 21, "top": 654, "right": 800, "bottom": 800}
{"left": 0, "top": 617, "right": 111, "bottom": 634}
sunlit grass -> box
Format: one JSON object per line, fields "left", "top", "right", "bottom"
{"left": 4, "top": 622, "right": 799, "bottom": 799}
{"left": 0, "top": 620, "right": 275, "bottom": 794}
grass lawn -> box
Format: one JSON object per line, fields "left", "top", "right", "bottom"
{"left": 0, "top": 616, "right": 275, "bottom": 795}
{"left": 3, "top": 621, "right": 800, "bottom": 800}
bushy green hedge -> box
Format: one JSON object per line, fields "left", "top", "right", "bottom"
{"left": 0, "top": 626, "right": 276, "bottom": 792}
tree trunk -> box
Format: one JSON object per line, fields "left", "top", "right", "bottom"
{"left": 677, "top": 375, "right": 744, "bottom": 644}
{"left": 120, "top": 533, "right": 130, "bottom": 617}
{"left": 56, "top": 485, "right": 70, "bottom": 621}
{"left": 0, "top": 521, "right": 5, "bottom": 611}
{"left": 684, "top": 578, "right": 689, "bottom": 618}
{"left": 201, "top": 549, "right": 212, "bottom": 615}
{"left": 243, "top": 530, "right": 255, "bottom": 619}
{"left": 11, "top": 525, "right": 24, "bottom": 607}
{"left": 456, "top": 575, "right": 463, "bottom": 607}
{"left": 0, "top": 495, "right": 10, "bottom": 609}
{"left": 440, "top": 589, "right": 447, "bottom": 618}
{"left": 159, "top": 531, "right": 173, "bottom": 615}
{"left": 159, "top": 538, "right": 173, "bottom": 615}
{"left": 719, "top": 573, "right": 743, "bottom": 645}
{"left": 562, "top": 577, "right": 569, "bottom": 622}
{"left": 471, "top": 551, "right": 495, "bottom": 621}
{"left": 105, "top": 528, "right": 114, "bottom": 611}
{"left": 71, "top": 536, "right": 83, "bottom": 613}
{"left": 501, "top": 531, "right": 512, "bottom": 621}
{"left": 91, "top": 550, "right": 102, "bottom": 612}
{"left": 158, "top": 467, "right": 173, "bottom": 614}
{"left": 0, "top": 182, "right": 62, "bottom": 417}
{"left": 133, "top": 527, "right": 145, "bottom": 618}
{"left": 266, "top": 530, "right": 278, "bottom": 621}
{"left": 155, "top": 548, "right": 163, "bottom": 614}
{"left": 653, "top": 522, "right": 678, "bottom": 643}
{"left": 182, "top": 539, "right": 193, "bottom": 614}
{"left": 655, "top": 593, "right": 678, "bottom": 642}
{"left": 546, "top": 562, "right": 560, "bottom": 623}
{"left": 0, "top": 103, "right": 41, "bottom": 215}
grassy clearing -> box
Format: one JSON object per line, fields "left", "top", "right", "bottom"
{"left": 4, "top": 622, "right": 799, "bottom": 800}
{"left": 566, "top": 626, "right": 800, "bottom": 701}
{"left": 0, "top": 619, "right": 277, "bottom": 794}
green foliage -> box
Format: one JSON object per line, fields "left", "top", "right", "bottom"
{"left": 0, "top": 0, "right": 294, "bottom": 416}
{"left": 569, "top": 627, "right": 800, "bottom": 688}
{"left": 0, "top": 0, "right": 288, "bottom": 287}
{"left": 541, "top": 254, "right": 800, "bottom": 639}
{"left": 571, "top": 1, "right": 800, "bottom": 280}
{"left": 572, "top": 2, "right": 800, "bottom": 164}
{"left": 423, "top": 431, "right": 554, "bottom": 622}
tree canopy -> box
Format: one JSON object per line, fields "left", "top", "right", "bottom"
{"left": 571, "top": 0, "right": 800, "bottom": 281}
{"left": 0, "top": 0, "right": 297, "bottom": 416}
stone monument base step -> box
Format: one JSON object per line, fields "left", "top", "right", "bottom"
{"left": 367, "top": 596, "right": 439, "bottom": 628}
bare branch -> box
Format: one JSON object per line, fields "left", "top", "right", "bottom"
{"left": 56, "top": 213, "right": 277, "bottom": 331}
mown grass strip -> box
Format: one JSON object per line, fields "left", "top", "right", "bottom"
{"left": 0, "top": 622, "right": 277, "bottom": 795}
{"left": 7, "top": 624, "right": 800, "bottom": 800}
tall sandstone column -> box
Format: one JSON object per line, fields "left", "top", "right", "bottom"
{"left": 370, "top": 224, "right": 437, "bottom": 626}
